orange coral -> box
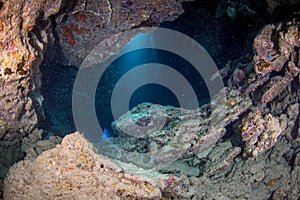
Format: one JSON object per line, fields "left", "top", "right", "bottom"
{"left": 62, "top": 24, "right": 77, "bottom": 46}
{"left": 0, "top": 20, "right": 3, "bottom": 31}
{"left": 227, "top": 98, "right": 233, "bottom": 106}
{"left": 61, "top": 23, "right": 90, "bottom": 46}
{"left": 255, "top": 60, "right": 271, "bottom": 73}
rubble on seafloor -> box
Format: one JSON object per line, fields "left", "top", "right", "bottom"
{"left": 4, "top": 130, "right": 300, "bottom": 199}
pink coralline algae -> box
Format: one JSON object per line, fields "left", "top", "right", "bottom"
{"left": 249, "top": 19, "right": 300, "bottom": 105}
{"left": 233, "top": 19, "right": 300, "bottom": 157}
{"left": 241, "top": 111, "right": 287, "bottom": 157}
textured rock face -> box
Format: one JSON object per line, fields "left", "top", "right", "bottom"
{"left": 219, "top": 19, "right": 300, "bottom": 157}
{"left": 251, "top": 19, "right": 300, "bottom": 105}
{"left": 0, "top": 0, "right": 191, "bottom": 197}
{"left": 2, "top": 1, "right": 300, "bottom": 199}
{"left": 102, "top": 88, "right": 250, "bottom": 174}
{"left": 0, "top": 0, "right": 62, "bottom": 180}
{"left": 241, "top": 111, "right": 287, "bottom": 157}
{"left": 0, "top": 0, "right": 190, "bottom": 189}
{"left": 3, "top": 132, "right": 169, "bottom": 199}
{"left": 237, "top": 19, "right": 300, "bottom": 157}
{"left": 56, "top": 0, "right": 188, "bottom": 67}
{"left": 5, "top": 131, "right": 300, "bottom": 200}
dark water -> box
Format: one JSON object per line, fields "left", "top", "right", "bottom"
{"left": 40, "top": 63, "right": 77, "bottom": 137}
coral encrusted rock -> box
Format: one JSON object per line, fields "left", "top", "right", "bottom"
{"left": 56, "top": 0, "right": 190, "bottom": 67}
{"left": 250, "top": 19, "right": 300, "bottom": 105}
{"left": 4, "top": 132, "right": 163, "bottom": 200}
{"left": 100, "top": 88, "right": 250, "bottom": 174}
{"left": 0, "top": 0, "right": 62, "bottom": 183}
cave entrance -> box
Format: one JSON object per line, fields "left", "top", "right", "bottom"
{"left": 39, "top": 1, "right": 261, "bottom": 139}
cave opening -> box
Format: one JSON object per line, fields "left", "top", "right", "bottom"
{"left": 39, "top": 1, "right": 263, "bottom": 139}
{"left": 3, "top": 0, "right": 300, "bottom": 198}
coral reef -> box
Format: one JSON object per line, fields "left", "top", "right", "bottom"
{"left": 233, "top": 19, "right": 300, "bottom": 157}
{"left": 5, "top": 130, "right": 300, "bottom": 200}
{"left": 56, "top": 0, "right": 189, "bottom": 67}
{"left": 188, "top": 135, "right": 294, "bottom": 199}
{"left": 220, "top": 19, "right": 300, "bottom": 157}
{"left": 250, "top": 19, "right": 300, "bottom": 105}
{"left": 241, "top": 111, "right": 287, "bottom": 157}
{"left": 102, "top": 59, "right": 297, "bottom": 174}
{"left": 0, "top": 0, "right": 191, "bottom": 195}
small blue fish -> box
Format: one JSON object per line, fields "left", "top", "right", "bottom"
{"left": 101, "top": 128, "right": 111, "bottom": 141}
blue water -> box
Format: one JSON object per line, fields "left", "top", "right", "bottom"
{"left": 95, "top": 48, "right": 209, "bottom": 135}
{"left": 101, "top": 128, "right": 112, "bottom": 141}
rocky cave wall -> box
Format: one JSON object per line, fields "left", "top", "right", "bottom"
{"left": 0, "top": 0, "right": 62, "bottom": 188}
{"left": 0, "top": 0, "right": 190, "bottom": 197}
{"left": 0, "top": 0, "right": 300, "bottom": 199}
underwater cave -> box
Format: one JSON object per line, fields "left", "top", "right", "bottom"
{"left": 2, "top": 0, "right": 300, "bottom": 199}
{"left": 39, "top": 0, "right": 263, "bottom": 139}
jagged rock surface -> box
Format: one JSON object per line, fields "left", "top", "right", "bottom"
{"left": 1, "top": 1, "right": 300, "bottom": 199}
{"left": 0, "top": 0, "right": 191, "bottom": 196}
{"left": 4, "top": 132, "right": 195, "bottom": 200}
{"left": 0, "top": 0, "right": 62, "bottom": 186}
{"left": 55, "top": 0, "right": 189, "bottom": 67}
{"left": 98, "top": 88, "right": 250, "bottom": 175}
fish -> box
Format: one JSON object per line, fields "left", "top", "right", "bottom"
{"left": 101, "top": 128, "right": 111, "bottom": 141}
